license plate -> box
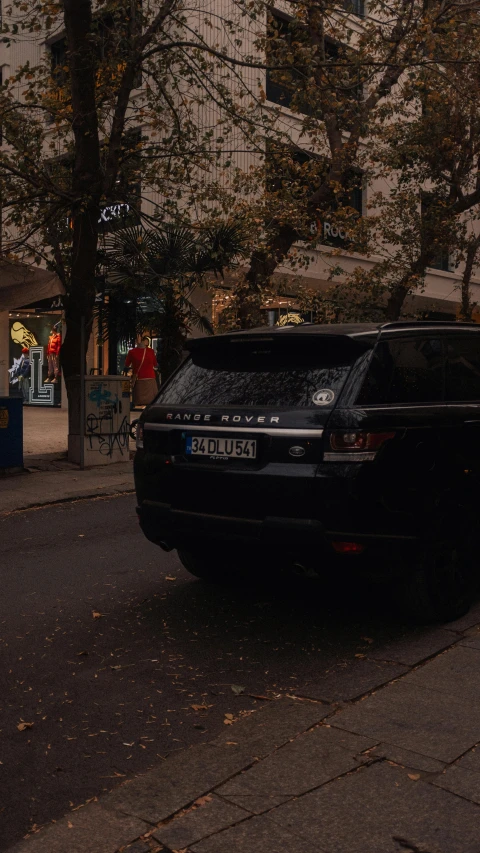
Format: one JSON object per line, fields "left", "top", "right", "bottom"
{"left": 186, "top": 436, "right": 257, "bottom": 459}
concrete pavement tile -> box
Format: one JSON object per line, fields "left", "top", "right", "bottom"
{"left": 455, "top": 745, "right": 480, "bottom": 772}
{"left": 402, "top": 645, "right": 480, "bottom": 700}
{"left": 269, "top": 761, "right": 480, "bottom": 853}
{"left": 459, "top": 637, "right": 480, "bottom": 650}
{"left": 369, "top": 628, "right": 457, "bottom": 666}
{"left": 103, "top": 742, "right": 256, "bottom": 824}
{"left": 295, "top": 659, "right": 408, "bottom": 703}
{"left": 367, "top": 742, "right": 446, "bottom": 773}
{"left": 217, "top": 725, "right": 376, "bottom": 815}
{"left": 460, "top": 624, "right": 480, "bottom": 650}
{"left": 332, "top": 680, "right": 480, "bottom": 762}
{"left": 6, "top": 803, "right": 148, "bottom": 853}
{"left": 211, "top": 697, "right": 329, "bottom": 759}
{"left": 153, "top": 795, "right": 249, "bottom": 849}
{"left": 432, "top": 765, "right": 480, "bottom": 804}
{"left": 190, "top": 814, "right": 312, "bottom": 853}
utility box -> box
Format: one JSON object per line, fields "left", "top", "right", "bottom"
{"left": 68, "top": 376, "right": 131, "bottom": 466}
{"left": 0, "top": 397, "right": 23, "bottom": 472}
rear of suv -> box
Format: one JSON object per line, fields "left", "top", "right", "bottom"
{"left": 134, "top": 321, "right": 480, "bottom": 622}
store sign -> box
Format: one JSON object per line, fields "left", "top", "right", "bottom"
{"left": 29, "top": 347, "right": 54, "bottom": 406}
{"left": 99, "top": 203, "right": 130, "bottom": 225}
{"left": 309, "top": 220, "right": 352, "bottom": 243}
{"left": 323, "top": 222, "right": 351, "bottom": 242}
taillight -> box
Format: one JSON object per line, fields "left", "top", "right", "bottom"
{"left": 325, "top": 431, "right": 395, "bottom": 462}
{"left": 331, "top": 541, "right": 365, "bottom": 554}
{"left": 136, "top": 422, "right": 144, "bottom": 450}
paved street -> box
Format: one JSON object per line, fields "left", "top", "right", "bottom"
{"left": 2, "top": 492, "right": 473, "bottom": 851}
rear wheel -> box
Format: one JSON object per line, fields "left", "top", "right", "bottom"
{"left": 400, "top": 504, "right": 478, "bottom": 623}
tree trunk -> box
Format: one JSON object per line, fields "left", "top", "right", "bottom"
{"left": 384, "top": 283, "right": 412, "bottom": 321}
{"left": 459, "top": 238, "right": 479, "bottom": 321}
{"left": 158, "top": 287, "right": 188, "bottom": 380}
{"left": 60, "top": 0, "right": 103, "bottom": 440}
{"left": 384, "top": 245, "right": 439, "bottom": 321}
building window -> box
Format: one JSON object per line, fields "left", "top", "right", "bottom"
{"left": 266, "top": 12, "right": 301, "bottom": 110}
{"left": 50, "top": 37, "right": 67, "bottom": 87}
{"left": 266, "top": 144, "right": 363, "bottom": 244}
{"left": 343, "top": 0, "right": 365, "bottom": 18}
{"left": 266, "top": 11, "right": 362, "bottom": 119}
{"left": 421, "top": 195, "right": 450, "bottom": 272}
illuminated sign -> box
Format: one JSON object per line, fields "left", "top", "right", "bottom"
{"left": 99, "top": 203, "right": 130, "bottom": 224}
{"left": 29, "top": 347, "right": 54, "bottom": 406}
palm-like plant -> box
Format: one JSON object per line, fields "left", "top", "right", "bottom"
{"left": 99, "top": 221, "right": 250, "bottom": 379}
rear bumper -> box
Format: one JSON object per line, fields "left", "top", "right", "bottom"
{"left": 137, "top": 499, "right": 418, "bottom": 552}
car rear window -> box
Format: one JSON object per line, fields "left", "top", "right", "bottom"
{"left": 155, "top": 338, "right": 362, "bottom": 408}
{"left": 357, "top": 337, "right": 444, "bottom": 405}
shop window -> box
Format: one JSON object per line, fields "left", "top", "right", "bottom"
{"left": 445, "top": 336, "right": 480, "bottom": 402}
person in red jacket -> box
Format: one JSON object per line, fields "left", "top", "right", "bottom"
{"left": 45, "top": 326, "right": 62, "bottom": 383}
{"left": 124, "top": 336, "right": 159, "bottom": 407}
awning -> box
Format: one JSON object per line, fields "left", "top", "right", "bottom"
{"left": 0, "top": 261, "right": 64, "bottom": 310}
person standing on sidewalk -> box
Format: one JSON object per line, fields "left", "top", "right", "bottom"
{"left": 124, "top": 336, "right": 158, "bottom": 408}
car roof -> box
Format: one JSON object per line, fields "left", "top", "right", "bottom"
{"left": 186, "top": 320, "right": 480, "bottom": 350}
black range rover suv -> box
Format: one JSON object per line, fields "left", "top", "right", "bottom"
{"left": 134, "top": 321, "right": 480, "bottom": 622}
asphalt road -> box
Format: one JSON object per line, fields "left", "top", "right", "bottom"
{"left": 0, "top": 493, "right": 433, "bottom": 850}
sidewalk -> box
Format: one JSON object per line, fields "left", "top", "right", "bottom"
{"left": 0, "top": 407, "right": 137, "bottom": 515}
{"left": 0, "top": 459, "right": 135, "bottom": 515}
{"left": 8, "top": 604, "right": 480, "bottom": 853}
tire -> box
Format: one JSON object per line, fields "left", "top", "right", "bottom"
{"left": 400, "top": 503, "right": 478, "bottom": 623}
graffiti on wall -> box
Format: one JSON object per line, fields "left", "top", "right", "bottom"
{"left": 85, "top": 382, "right": 130, "bottom": 457}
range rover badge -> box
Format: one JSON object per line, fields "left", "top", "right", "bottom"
{"left": 312, "top": 389, "right": 335, "bottom": 406}
{"left": 289, "top": 446, "right": 306, "bottom": 458}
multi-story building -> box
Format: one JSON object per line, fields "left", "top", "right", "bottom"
{"left": 1, "top": 0, "right": 479, "bottom": 405}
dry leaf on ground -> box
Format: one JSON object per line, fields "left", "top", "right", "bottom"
{"left": 17, "top": 722, "right": 33, "bottom": 732}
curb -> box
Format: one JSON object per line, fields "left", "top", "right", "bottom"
{"left": 0, "top": 486, "right": 136, "bottom": 517}
{"left": 6, "top": 698, "right": 324, "bottom": 853}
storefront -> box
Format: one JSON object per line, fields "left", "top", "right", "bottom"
{"left": 8, "top": 308, "right": 63, "bottom": 405}
{"left": 0, "top": 262, "right": 64, "bottom": 403}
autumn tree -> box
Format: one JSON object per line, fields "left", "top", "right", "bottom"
{"left": 0, "top": 0, "right": 267, "bottom": 434}
{"left": 229, "top": 0, "right": 480, "bottom": 326}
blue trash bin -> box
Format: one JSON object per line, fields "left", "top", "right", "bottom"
{"left": 0, "top": 397, "right": 23, "bottom": 470}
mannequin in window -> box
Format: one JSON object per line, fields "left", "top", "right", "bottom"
{"left": 19, "top": 347, "right": 31, "bottom": 403}
{"left": 45, "top": 325, "right": 62, "bottom": 383}
{"left": 124, "top": 336, "right": 158, "bottom": 408}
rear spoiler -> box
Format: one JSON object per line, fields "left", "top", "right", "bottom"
{"left": 185, "top": 331, "right": 375, "bottom": 356}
